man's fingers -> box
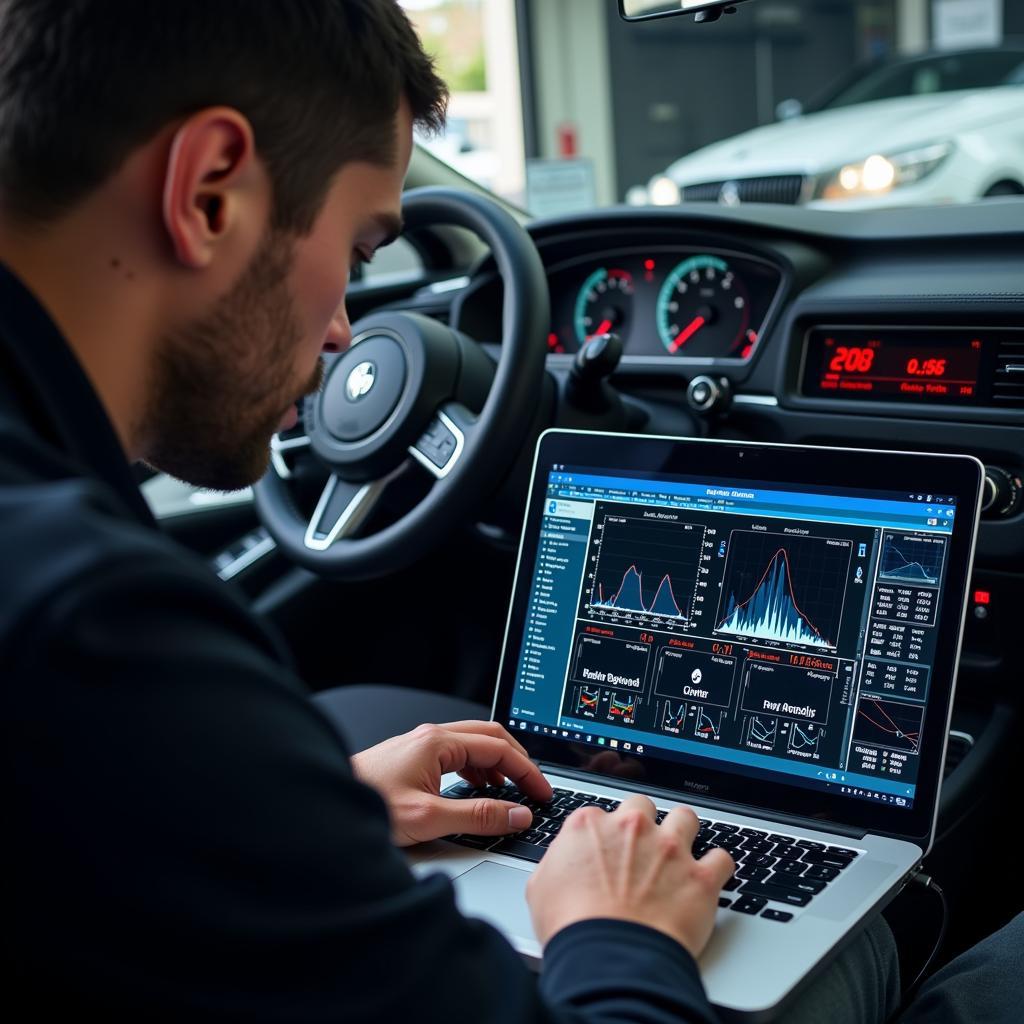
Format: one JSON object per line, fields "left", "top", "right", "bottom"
{"left": 614, "top": 793, "right": 657, "bottom": 821}
{"left": 442, "top": 733, "right": 552, "bottom": 801}
{"left": 661, "top": 805, "right": 701, "bottom": 847}
{"left": 456, "top": 767, "right": 490, "bottom": 789}
{"left": 429, "top": 795, "right": 534, "bottom": 837}
{"left": 698, "top": 846, "right": 737, "bottom": 890}
{"left": 438, "top": 720, "right": 531, "bottom": 760}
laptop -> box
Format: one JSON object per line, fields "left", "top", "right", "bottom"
{"left": 408, "top": 430, "right": 982, "bottom": 1020}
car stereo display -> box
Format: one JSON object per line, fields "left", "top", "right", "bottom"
{"left": 505, "top": 469, "right": 960, "bottom": 810}
{"left": 802, "top": 327, "right": 987, "bottom": 403}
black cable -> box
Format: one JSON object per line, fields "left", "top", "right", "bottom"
{"left": 903, "top": 872, "right": 949, "bottom": 1004}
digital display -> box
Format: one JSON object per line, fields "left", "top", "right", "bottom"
{"left": 802, "top": 327, "right": 985, "bottom": 402}
{"left": 505, "top": 467, "right": 960, "bottom": 810}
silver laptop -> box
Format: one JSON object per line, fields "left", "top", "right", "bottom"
{"left": 409, "top": 430, "right": 982, "bottom": 1020}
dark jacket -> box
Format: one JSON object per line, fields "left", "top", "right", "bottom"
{"left": 0, "top": 262, "right": 718, "bottom": 1022}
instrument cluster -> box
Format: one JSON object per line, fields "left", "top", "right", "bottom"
{"left": 545, "top": 248, "right": 784, "bottom": 363}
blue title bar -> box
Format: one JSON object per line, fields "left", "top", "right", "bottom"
{"left": 548, "top": 472, "right": 955, "bottom": 532}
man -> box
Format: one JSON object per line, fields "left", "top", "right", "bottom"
{"left": 0, "top": 2, "right": 735, "bottom": 1020}
{"left": 0, "top": 2, "right": 1018, "bottom": 1021}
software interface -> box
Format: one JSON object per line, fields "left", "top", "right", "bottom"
{"left": 507, "top": 466, "right": 960, "bottom": 809}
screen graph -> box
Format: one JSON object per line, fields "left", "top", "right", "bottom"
{"left": 853, "top": 697, "right": 923, "bottom": 754}
{"left": 879, "top": 532, "right": 945, "bottom": 586}
{"left": 715, "top": 531, "right": 852, "bottom": 649}
{"left": 588, "top": 514, "right": 705, "bottom": 622}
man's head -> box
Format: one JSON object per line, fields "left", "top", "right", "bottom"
{"left": 0, "top": 0, "right": 446, "bottom": 489}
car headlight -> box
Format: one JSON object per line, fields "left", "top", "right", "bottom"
{"left": 814, "top": 141, "right": 954, "bottom": 200}
{"left": 649, "top": 175, "right": 682, "bottom": 206}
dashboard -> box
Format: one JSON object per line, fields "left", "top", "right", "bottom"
{"left": 448, "top": 201, "right": 1024, "bottom": 696}
{"left": 544, "top": 247, "right": 783, "bottom": 363}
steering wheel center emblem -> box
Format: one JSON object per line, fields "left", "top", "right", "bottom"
{"left": 345, "top": 361, "right": 377, "bottom": 401}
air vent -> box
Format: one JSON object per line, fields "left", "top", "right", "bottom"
{"left": 991, "top": 336, "right": 1024, "bottom": 406}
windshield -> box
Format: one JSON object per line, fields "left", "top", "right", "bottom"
{"left": 823, "top": 48, "right": 1024, "bottom": 109}
{"left": 400, "top": 1, "right": 1024, "bottom": 214}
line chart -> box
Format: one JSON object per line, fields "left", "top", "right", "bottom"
{"left": 716, "top": 531, "right": 851, "bottom": 649}
{"left": 587, "top": 514, "right": 705, "bottom": 623}
{"left": 853, "top": 697, "right": 923, "bottom": 754}
{"left": 879, "top": 532, "right": 945, "bottom": 587}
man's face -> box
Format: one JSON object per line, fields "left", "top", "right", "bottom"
{"left": 142, "top": 104, "right": 412, "bottom": 491}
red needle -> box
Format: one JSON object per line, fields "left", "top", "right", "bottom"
{"left": 670, "top": 315, "right": 706, "bottom": 353}
{"left": 588, "top": 318, "right": 613, "bottom": 340}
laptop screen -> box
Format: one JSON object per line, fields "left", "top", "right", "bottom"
{"left": 493, "top": 431, "right": 982, "bottom": 843}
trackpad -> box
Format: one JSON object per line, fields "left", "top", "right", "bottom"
{"left": 454, "top": 861, "right": 536, "bottom": 942}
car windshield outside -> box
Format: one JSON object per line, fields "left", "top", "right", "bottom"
{"left": 399, "top": 0, "right": 1024, "bottom": 215}
{"left": 821, "top": 46, "right": 1024, "bottom": 109}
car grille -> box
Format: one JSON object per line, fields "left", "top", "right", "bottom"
{"left": 682, "top": 175, "right": 806, "bottom": 205}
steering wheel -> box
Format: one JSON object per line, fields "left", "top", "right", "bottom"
{"left": 254, "top": 186, "right": 549, "bottom": 580}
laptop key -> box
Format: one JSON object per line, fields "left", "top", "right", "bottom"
{"left": 450, "top": 835, "right": 499, "bottom": 850}
{"left": 742, "top": 839, "right": 774, "bottom": 854}
{"left": 737, "top": 882, "right": 812, "bottom": 907}
{"left": 767, "top": 834, "right": 792, "bottom": 845}
{"left": 746, "top": 853, "right": 779, "bottom": 869}
{"left": 739, "top": 829, "right": 768, "bottom": 840}
{"left": 762, "top": 909, "right": 794, "bottom": 923}
{"left": 731, "top": 895, "right": 768, "bottom": 915}
{"left": 802, "top": 851, "right": 855, "bottom": 870}
{"left": 713, "top": 823, "right": 739, "bottom": 834}
{"left": 723, "top": 876, "right": 743, "bottom": 892}
{"left": 493, "top": 838, "right": 546, "bottom": 863}
{"left": 775, "top": 845, "right": 805, "bottom": 860}
{"left": 519, "top": 829, "right": 549, "bottom": 844}
{"left": 804, "top": 864, "right": 840, "bottom": 882}
{"left": 737, "top": 866, "right": 773, "bottom": 883}
{"left": 827, "top": 846, "right": 860, "bottom": 857}
{"left": 718, "top": 897, "right": 733, "bottom": 908}
{"left": 777, "top": 859, "right": 807, "bottom": 877}
{"left": 443, "top": 782, "right": 478, "bottom": 798}
{"left": 796, "top": 840, "right": 825, "bottom": 851}
{"left": 767, "top": 874, "right": 826, "bottom": 895}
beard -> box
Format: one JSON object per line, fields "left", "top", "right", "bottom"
{"left": 141, "top": 231, "right": 324, "bottom": 492}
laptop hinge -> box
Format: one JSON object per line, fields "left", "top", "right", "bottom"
{"left": 541, "top": 764, "right": 870, "bottom": 841}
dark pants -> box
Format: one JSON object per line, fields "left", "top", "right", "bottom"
{"left": 313, "top": 685, "right": 1021, "bottom": 1024}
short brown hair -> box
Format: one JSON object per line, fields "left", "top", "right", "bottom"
{"left": 0, "top": 0, "right": 447, "bottom": 232}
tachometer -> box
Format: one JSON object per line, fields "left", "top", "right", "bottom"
{"left": 656, "top": 255, "right": 755, "bottom": 358}
{"left": 573, "top": 267, "right": 634, "bottom": 346}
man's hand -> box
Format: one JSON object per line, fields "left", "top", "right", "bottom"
{"left": 350, "top": 721, "right": 553, "bottom": 847}
{"left": 526, "top": 795, "right": 734, "bottom": 959}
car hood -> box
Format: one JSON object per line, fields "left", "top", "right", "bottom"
{"left": 663, "top": 87, "right": 1024, "bottom": 183}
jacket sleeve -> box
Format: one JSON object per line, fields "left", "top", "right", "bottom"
{"left": 7, "top": 551, "right": 720, "bottom": 1023}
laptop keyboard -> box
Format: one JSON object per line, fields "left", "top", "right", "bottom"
{"left": 442, "top": 782, "right": 861, "bottom": 924}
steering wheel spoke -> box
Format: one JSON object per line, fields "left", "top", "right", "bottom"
{"left": 270, "top": 429, "right": 312, "bottom": 480}
{"left": 304, "top": 472, "right": 392, "bottom": 551}
{"left": 408, "top": 403, "right": 477, "bottom": 480}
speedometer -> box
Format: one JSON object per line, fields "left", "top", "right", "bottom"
{"left": 574, "top": 267, "right": 634, "bottom": 346}
{"left": 655, "top": 255, "right": 756, "bottom": 358}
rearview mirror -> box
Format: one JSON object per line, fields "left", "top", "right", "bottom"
{"left": 619, "top": 0, "right": 751, "bottom": 24}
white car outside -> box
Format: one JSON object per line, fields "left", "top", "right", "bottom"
{"left": 647, "top": 50, "right": 1024, "bottom": 211}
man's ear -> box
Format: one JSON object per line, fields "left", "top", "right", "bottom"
{"left": 161, "top": 107, "right": 266, "bottom": 269}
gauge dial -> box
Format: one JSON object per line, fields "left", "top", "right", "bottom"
{"left": 573, "top": 267, "right": 634, "bottom": 346}
{"left": 656, "top": 255, "right": 755, "bottom": 358}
